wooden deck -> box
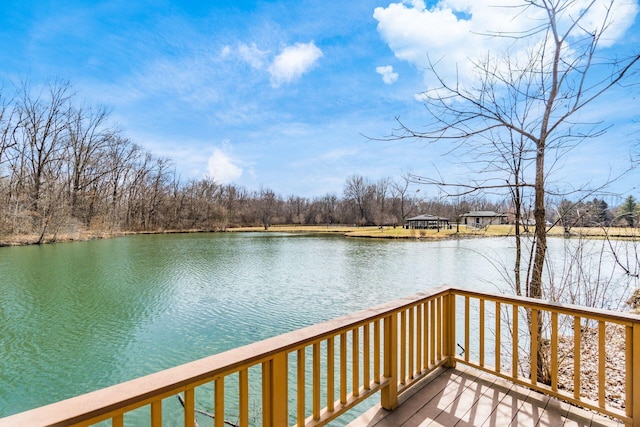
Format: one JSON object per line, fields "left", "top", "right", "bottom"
{"left": 348, "top": 366, "right": 623, "bottom": 427}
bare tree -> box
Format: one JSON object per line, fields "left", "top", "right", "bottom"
{"left": 392, "top": 0, "right": 638, "bottom": 296}
{"left": 0, "top": 88, "right": 17, "bottom": 170}
{"left": 381, "top": 0, "right": 640, "bottom": 382}
{"left": 285, "top": 195, "right": 308, "bottom": 224}
{"left": 256, "top": 187, "right": 279, "bottom": 229}
{"left": 103, "top": 136, "right": 138, "bottom": 229}
{"left": 372, "top": 177, "right": 390, "bottom": 226}
{"left": 316, "top": 193, "right": 338, "bottom": 225}
{"left": 144, "top": 157, "right": 173, "bottom": 230}
{"left": 219, "top": 184, "right": 249, "bottom": 227}
{"left": 344, "top": 175, "right": 374, "bottom": 225}
{"left": 0, "top": 89, "right": 18, "bottom": 234}
{"left": 391, "top": 173, "right": 426, "bottom": 226}
{"left": 14, "top": 81, "right": 71, "bottom": 242}
{"left": 450, "top": 196, "right": 473, "bottom": 233}
{"left": 65, "top": 104, "right": 115, "bottom": 225}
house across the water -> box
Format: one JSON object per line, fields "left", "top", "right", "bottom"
{"left": 405, "top": 214, "right": 451, "bottom": 229}
{"left": 460, "top": 211, "right": 508, "bottom": 226}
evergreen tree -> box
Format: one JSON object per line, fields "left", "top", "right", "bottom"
{"left": 594, "top": 199, "right": 611, "bottom": 226}
{"left": 619, "top": 196, "right": 637, "bottom": 227}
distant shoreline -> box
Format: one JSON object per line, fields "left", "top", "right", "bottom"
{"left": 2, "top": 224, "right": 639, "bottom": 247}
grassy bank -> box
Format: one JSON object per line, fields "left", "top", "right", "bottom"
{"left": 254, "top": 224, "right": 513, "bottom": 238}
{"left": 3, "top": 224, "right": 640, "bottom": 247}
{"left": 0, "top": 228, "right": 220, "bottom": 247}
{"left": 230, "top": 224, "right": 640, "bottom": 240}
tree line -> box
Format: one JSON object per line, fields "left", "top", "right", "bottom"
{"left": 555, "top": 196, "right": 640, "bottom": 230}
{"left": 1, "top": 80, "right": 638, "bottom": 244}
{"left": 0, "top": 80, "right": 506, "bottom": 243}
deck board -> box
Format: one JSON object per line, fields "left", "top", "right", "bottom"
{"left": 347, "top": 366, "right": 622, "bottom": 427}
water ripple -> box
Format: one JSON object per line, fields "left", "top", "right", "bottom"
{"left": 0, "top": 234, "right": 632, "bottom": 420}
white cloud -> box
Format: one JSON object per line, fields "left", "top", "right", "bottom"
{"left": 373, "top": 0, "right": 638, "bottom": 91}
{"left": 376, "top": 65, "right": 398, "bottom": 84}
{"left": 237, "top": 43, "right": 270, "bottom": 69}
{"left": 207, "top": 146, "right": 243, "bottom": 183}
{"left": 268, "top": 42, "right": 323, "bottom": 87}
{"left": 562, "top": 0, "right": 638, "bottom": 47}
{"left": 218, "top": 41, "right": 323, "bottom": 87}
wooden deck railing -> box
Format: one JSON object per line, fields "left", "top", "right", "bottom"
{"left": 451, "top": 288, "right": 640, "bottom": 427}
{"left": 0, "top": 286, "right": 638, "bottom": 427}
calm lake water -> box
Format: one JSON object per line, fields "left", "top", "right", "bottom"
{"left": 0, "top": 232, "right": 635, "bottom": 422}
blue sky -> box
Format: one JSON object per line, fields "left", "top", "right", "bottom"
{"left": 1, "top": 0, "right": 639, "bottom": 200}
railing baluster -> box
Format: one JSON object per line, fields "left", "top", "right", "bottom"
{"left": 374, "top": 320, "right": 380, "bottom": 384}
{"left": 340, "top": 332, "right": 347, "bottom": 405}
{"left": 400, "top": 309, "right": 407, "bottom": 385}
{"left": 436, "top": 297, "right": 442, "bottom": 361}
{"left": 409, "top": 306, "right": 415, "bottom": 379}
{"left": 423, "top": 301, "right": 428, "bottom": 370}
{"left": 451, "top": 294, "right": 456, "bottom": 363}
{"left": 184, "top": 388, "right": 195, "bottom": 427}
{"left": 574, "top": 316, "right": 581, "bottom": 401}
{"left": 215, "top": 378, "right": 224, "bottom": 427}
{"left": 262, "top": 362, "right": 272, "bottom": 426}
{"left": 112, "top": 414, "right": 123, "bottom": 427}
{"left": 464, "top": 296, "right": 470, "bottom": 363}
{"left": 551, "top": 312, "right": 558, "bottom": 393}
{"left": 297, "top": 349, "right": 305, "bottom": 426}
{"left": 416, "top": 302, "right": 422, "bottom": 374}
{"left": 479, "top": 298, "right": 485, "bottom": 367}
{"left": 327, "top": 337, "right": 335, "bottom": 412}
{"left": 531, "top": 308, "right": 539, "bottom": 386}
{"left": 598, "top": 320, "right": 607, "bottom": 408}
{"left": 313, "top": 342, "right": 320, "bottom": 420}
{"left": 598, "top": 320, "right": 605, "bottom": 409}
{"left": 239, "top": 369, "right": 248, "bottom": 427}
{"left": 512, "top": 305, "right": 518, "bottom": 379}
{"left": 364, "top": 323, "right": 371, "bottom": 390}
{"left": 353, "top": 328, "right": 360, "bottom": 397}
{"left": 430, "top": 299, "right": 436, "bottom": 366}
{"left": 151, "top": 400, "right": 161, "bottom": 427}
{"left": 495, "top": 301, "right": 501, "bottom": 373}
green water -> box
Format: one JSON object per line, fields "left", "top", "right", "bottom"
{"left": 0, "top": 232, "right": 631, "bottom": 423}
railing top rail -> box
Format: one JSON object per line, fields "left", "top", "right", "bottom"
{"left": 0, "top": 286, "right": 451, "bottom": 427}
{"left": 450, "top": 287, "right": 640, "bottom": 324}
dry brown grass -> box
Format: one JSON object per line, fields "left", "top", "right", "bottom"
{"left": 0, "top": 230, "right": 117, "bottom": 246}
{"left": 4, "top": 224, "right": 640, "bottom": 247}
{"left": 231, "top": 224, "right": 526, "bottom": 239}
{"left": 227, "top": 224, "right": 367, "bottom": 233}
{"left": 344, "top": 224, "right": 640, "bottom": 240}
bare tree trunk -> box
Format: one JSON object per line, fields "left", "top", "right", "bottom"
{"left": 530, "top": 146, "right": 549, "bottom": 383}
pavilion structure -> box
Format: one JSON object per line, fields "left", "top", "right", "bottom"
{"left": 405, "top": 214, "right": 450, "bottom": 229}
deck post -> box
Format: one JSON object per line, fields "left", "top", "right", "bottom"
{"left": 381, "top": 313, "right": 398, "bottom": 410}
{"left": 262, "top": 353, "right": 288, "bottom": 426}
{"left": 443, "top": 292, "right": 457, "bottom": 368}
